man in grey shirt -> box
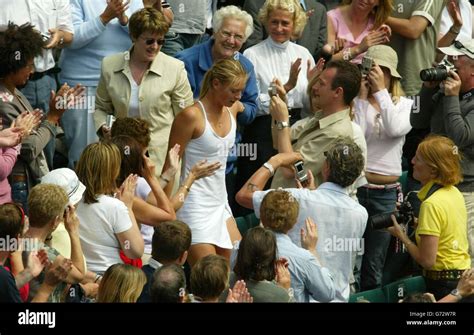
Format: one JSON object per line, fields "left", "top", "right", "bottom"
{"left": 161, "top": 0, "right": 208, "bottom": 56}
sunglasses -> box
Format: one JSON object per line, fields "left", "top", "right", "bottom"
{"left": 143, "top": 37, "right": 165, "bottom": 46}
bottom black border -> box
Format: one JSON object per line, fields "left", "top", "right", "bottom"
{"left": 0, "top": 302, "right": 473, "bottom": 333}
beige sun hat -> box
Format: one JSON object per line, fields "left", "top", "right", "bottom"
{"left": 365, "top": 45, "right": 402, "bottom": 79}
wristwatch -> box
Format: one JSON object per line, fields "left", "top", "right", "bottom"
{"left": 450, "top": 289, "right": 463, "bottom": 300}
{"left": 275, "top": 120, "right": 289, "bottom": 130}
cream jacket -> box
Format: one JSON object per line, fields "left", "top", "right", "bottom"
{"left": 94, "top": 49, "right": 193, "bottom": 173}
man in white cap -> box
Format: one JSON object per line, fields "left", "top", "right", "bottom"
{"left": 40, "top": 168, "right": 86, "bottom": 266}
{"left": 411, "top": 39, "right": 474, "bottom": 267}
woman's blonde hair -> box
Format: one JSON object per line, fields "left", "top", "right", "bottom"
{"left": 389, "top": 77, "right": 405, "bottom": 104}
{"left": 97, "top": 264, "right": 147, "bottom": 303}
{"left": 28, "top": 184, "right": 68, "bottom": 228}
{"left": 199, "top": 59, "right": 248, "bottom": 99}
{"left": 76, "top": 142, "right": 121, "bottom": 204}
{"left": 341, "top": 0, "right": 393, "bottom": 29}
{"left": 258, "top": 0, "right": 308, "bottom": 38}
{"left": 417, "top": 135, "right": 463, "bottom": 186}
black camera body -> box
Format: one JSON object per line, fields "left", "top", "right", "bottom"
{"left": 369, "top": 200, "right": 415, "bottom": 230}
{"left": 420, "top": 59, "right": 456, "bottom": 82}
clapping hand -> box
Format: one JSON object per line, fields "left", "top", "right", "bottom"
{"left": 27, "top": 249, "right": 50, "bottom": 277}
{"left": 307, "top": 57, "right": 325, "bottom": 81}
{"left": 226, "top": 280, "right": 253, "bottom": 303}
{"left": 49, "top": 83, "right": 86, "bottom": 120}
{"left": 116, "top": 174, "right": 138, "bottom": 208}
{"left": 14, "top": 110, "right": 42, "bottom": 138}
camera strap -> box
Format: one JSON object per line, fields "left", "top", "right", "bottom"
{"left": 461, "top": 89, "right": 474, "bottom": 101}
{"left": 424, "top": 183, "right": 443, "bottom": 201}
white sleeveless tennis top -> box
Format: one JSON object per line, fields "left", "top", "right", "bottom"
{"left": 176, "top": 101, "right": 236, "bottom": 249}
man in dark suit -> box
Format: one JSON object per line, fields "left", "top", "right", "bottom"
{"left": 242, "top": 0, "right": 327, "bottom": 60}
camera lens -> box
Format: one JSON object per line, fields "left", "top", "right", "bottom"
{"left": 420, "top": 67, "right": 449, "bottom": 81}
{"left": 369, "top": 211, "right": 401, "bottom": 230}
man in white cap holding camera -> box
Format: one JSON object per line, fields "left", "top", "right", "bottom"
{"left": 412, "top": 38, "right": 474, "bottom": 267}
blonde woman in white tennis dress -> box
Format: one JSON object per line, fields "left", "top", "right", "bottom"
{"left": 163, "top": 59, "right": 248, "bottom": 266}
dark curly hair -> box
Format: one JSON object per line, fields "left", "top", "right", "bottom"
{"left": 0, "top": 22, "right": 44, "bottom": 78}
{"left": 326, "top": 137, "right": 364, "bottom": 188}
{"left": 111, "top": 117, "right": 151, "bottom": 149}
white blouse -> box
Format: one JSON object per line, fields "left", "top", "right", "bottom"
{"left": 243, "top": 37, "right": 315, "bottom": 117}
{"left": 353, "top": 89, "right": 413, "bottom": 176}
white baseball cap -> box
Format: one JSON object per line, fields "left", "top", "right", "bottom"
{"left": 438, "top": 39, "right": 474, "bottom": 59}
{"left": 41, "top": 168, "right": 86, "bottom": 205}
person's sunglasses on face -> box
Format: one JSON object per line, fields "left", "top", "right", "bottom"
{"left": 143, "top": 37, "right": 165, "bottom": 46}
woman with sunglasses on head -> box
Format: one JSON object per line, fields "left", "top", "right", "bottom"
{"left": 94, "top": 7, "right": 193, "bottom": 180}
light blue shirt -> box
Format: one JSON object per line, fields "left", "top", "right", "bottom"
{"left": 274, "top": 233, "right": 335, "bottom": 302}
{"left": 59, "top": 0, "right": 143, "bottom": 86}
{"left": 253, "top": 182, "right": 368, "bottom": 302}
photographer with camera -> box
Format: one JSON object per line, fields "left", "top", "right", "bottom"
{"left": 412, "top": 39, "right": 474, "bottom": 268}
{"left": 387, "top": 135, "right": 471, "bottom": 300}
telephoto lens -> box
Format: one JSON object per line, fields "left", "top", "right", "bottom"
{"left": 419, "top": 67, "right": 449, "bottom": 82}
{"left": 369, "top": 211, "right": 400, "bottom": 230}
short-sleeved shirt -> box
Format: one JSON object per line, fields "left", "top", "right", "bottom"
{"left": 416, "top": 181, "right": 471, "bottom": 271}
{"left": 76, "top": 195, "right": 133, "bottom": 273}
{"left": 167, "top": 0, "right": 207, "bottom": 34}
{"left": 389, "top": 0, "right": 445, "bottom": 96}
